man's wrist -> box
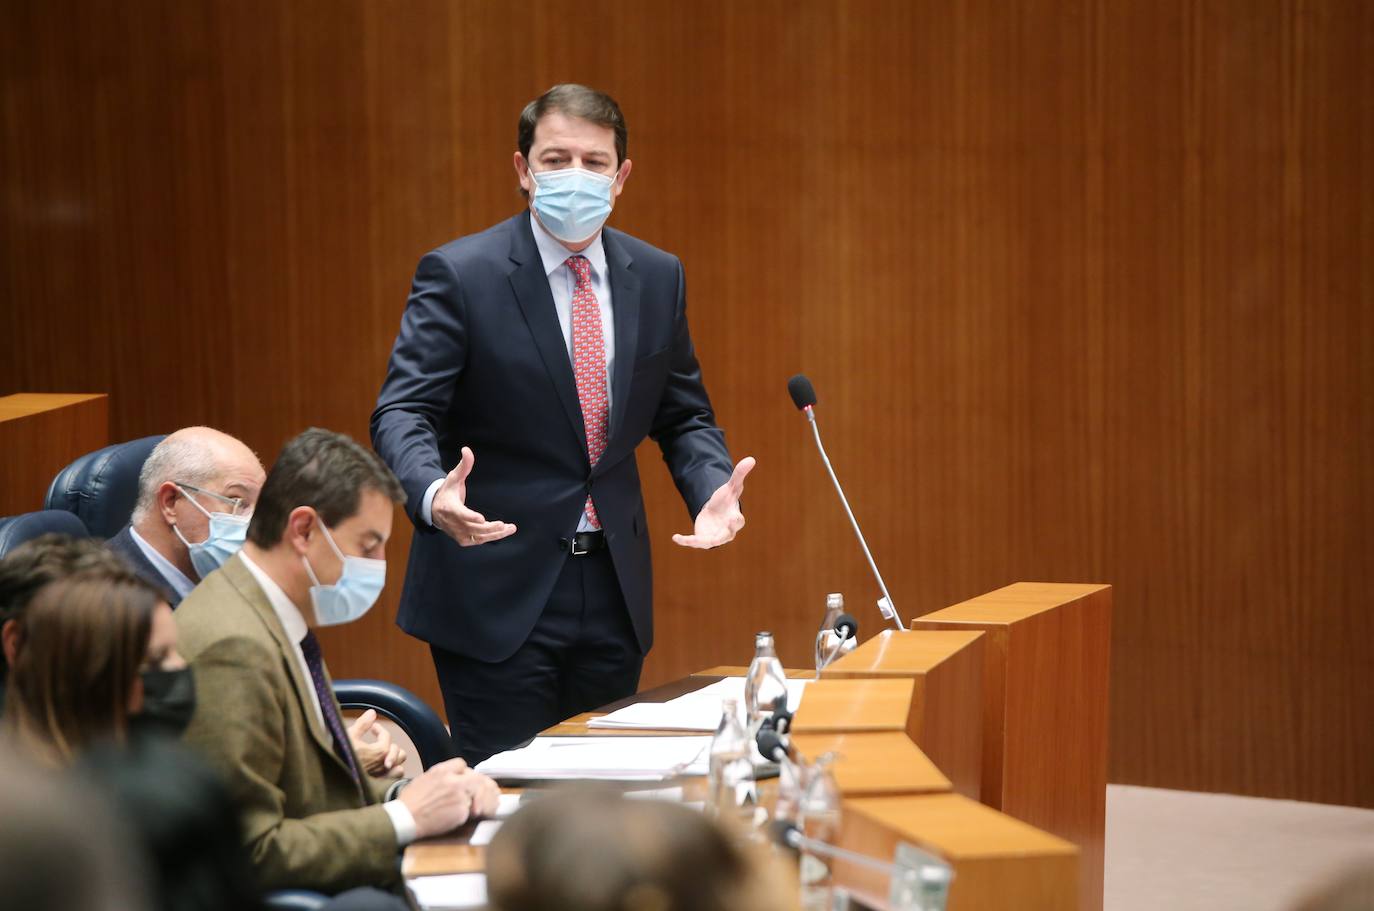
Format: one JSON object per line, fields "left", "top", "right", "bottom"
{"left": 383, "top": 788, "right": 418, "bottom": 846}
{"left": 420, "top": 477, "right": 445, "bottom": 527}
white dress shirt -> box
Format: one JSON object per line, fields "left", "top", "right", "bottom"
{"left": 237, "top": 552, "right": 417, "bottom": 845}
{"left": 421, "top": 212, "right": 616, "bottom": 533}
{"left": 129, "top": 526, "right": 196, "bottom": 600}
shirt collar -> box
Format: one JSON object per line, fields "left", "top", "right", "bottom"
{"left": 529, "top": 211, "right": 608, "bottom": 282}
{"left": 128, "top": 526, "right": 196, "bottom": 599}
{"left": 237, "top": 550, "right": 310, "bottom": 646}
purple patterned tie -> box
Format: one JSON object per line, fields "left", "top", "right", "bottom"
{"left": 299, "top": 630, "right": 361, "bottom": 787}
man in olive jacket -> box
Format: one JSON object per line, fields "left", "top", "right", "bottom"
{"left": 177, "top": 429, "right": 498, "bottom": 894}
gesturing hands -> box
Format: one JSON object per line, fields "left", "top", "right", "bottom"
{"left": 432, "top": 446, "right": 517, "bottom": 546}
{"left": 348, "top": 709, "right": 405, "bottom": 779}
{"left": 398, "top": 757, "right": 502, "bottom": 839}
{"left": 672, "top": 457, "right": 756, "bottom": 549}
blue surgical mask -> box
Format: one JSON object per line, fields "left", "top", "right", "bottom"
{"left": 173, "top": 486, "right": 250, "bottom": 579}
{"left": 529, "top": 166, "right": 617, "bottom": 244}
{"left": 301, "top": 523, "right": 386, "bottom": 627}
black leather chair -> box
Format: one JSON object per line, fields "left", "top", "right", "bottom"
{"left": 0, "top": 510, "right": 92, "bottom": 559}
{"left": 44, "top": 435, "right": 167, "bottom": 539}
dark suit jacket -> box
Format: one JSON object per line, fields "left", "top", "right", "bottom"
{"left": 176, "top": 555, "right": 397, "bottom": 894}
{"left": 371, "top": 213, "right": 733, "bottom": 662}
{"left": 106, "top": 524, "right": 182, "bottom": 608}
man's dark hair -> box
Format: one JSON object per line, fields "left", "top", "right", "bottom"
{"left": 247, "top": 428, "right": 404, "bottom": 549}
{"left": 518, "top": 84, "right": 628, "bottom": 196}
{"left": 0, "top": 534, "right": 124, "bottom": 680}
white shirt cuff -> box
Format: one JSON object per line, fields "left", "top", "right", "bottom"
{"left": 420, "top": 477, "right": 445, "bottom": 527}
{"left": 384, "top": 797, "right": 418, "bottom": 847}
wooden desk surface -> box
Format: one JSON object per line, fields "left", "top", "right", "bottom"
{"left": 0, "top": 392, "right": 107, "bottom": 421}
{"left": 0, "top": 392, "right": 108, "bottom": 516}
{"left": 916, "top": 581, "right": 1110, "bottom": 627}
{"left": 821, "top": 629, "right": 985, "bottom": 677}
{"left": 789, "top": 731, "right": 950, "bottom": 796}
{"left": 837, "top": 793, "right": 1079, "bottom": 911}
{"left": 791, "top": 677, "right": 915, "bottom": 733}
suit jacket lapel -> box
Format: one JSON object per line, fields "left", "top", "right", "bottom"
{"left": 604, "top": 228, "right": 641, "bottom": 448}
{"left": 507, "top": 215, "right": 587, "bottom": 453}
{"left": 219, "top": 556, "right": 348, "bottom": 777}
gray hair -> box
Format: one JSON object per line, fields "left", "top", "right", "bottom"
{"left": 130, "top": 436, "right": 220, "bottom": 525}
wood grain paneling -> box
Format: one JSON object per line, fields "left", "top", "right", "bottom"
{"left": 2, "top": 1, "right": 1370, "bottom": 806}
{"left": 0, "top": 394, "right": 109, "bottom": 516}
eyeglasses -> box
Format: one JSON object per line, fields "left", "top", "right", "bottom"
{"left": 176, "top": 482, "right": 250, "bottom": 517}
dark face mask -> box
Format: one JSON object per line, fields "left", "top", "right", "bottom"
{"left": 130, "top": 666, "right": 197, "bottom": 740}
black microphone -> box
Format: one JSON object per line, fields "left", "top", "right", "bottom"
{"left": 834, "top": 612, "right": 858, "bottom": 641}
{"left": 787, "top": 374, "right": 905, "bottom": 631}
{"left": 788, "top": 374, "right": 817, "bottom": 411}
{"left": 756, "top": 728, "right": 794, "bottom": 765}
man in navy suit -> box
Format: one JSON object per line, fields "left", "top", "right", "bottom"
{"left": 106, "top": 427, "right": 265, "bottom": 607}
{"left": 372, "top": 84, "right": 755, "bottom": 764}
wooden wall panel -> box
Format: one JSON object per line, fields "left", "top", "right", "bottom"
{"left": 2, "top": 1, "right": 1370, "bottom": 806}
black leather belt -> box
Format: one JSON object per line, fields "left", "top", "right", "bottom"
{"left": 560, "top": 530, "right": 606, "bottom": 556}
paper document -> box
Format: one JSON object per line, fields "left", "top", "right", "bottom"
{"left": 588, "top": 677, "right": 809, "bottom": 731}
{"left": 470, "top": 819, "right": 502, "bottom": 846}
{"left": 407, "top": 873, "right": 486, "bottom": 910}
{"left": 475, "top": 735, "right": 712, "bottom": 781}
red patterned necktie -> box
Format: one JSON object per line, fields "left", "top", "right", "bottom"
{"left": 567, "top": 255, "right": 608, "bottom": 529}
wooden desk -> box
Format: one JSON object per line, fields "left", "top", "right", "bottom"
{"left": 836, "top": 793, "right": 1079, "bottom": 911}
{"left": 791, "top": 677, "right": 916, "bottom": 734}
{"left": 823, "top": 629, "right": 985, "bottom": 799}
{"left": 913, "top": 583, "right": 1111, "bottom": 911}
{"left": 0, "top": 393, "right": 108, "bottom": 516}
{"left": 789, "top": 731, "right": 949, "bottom": 797}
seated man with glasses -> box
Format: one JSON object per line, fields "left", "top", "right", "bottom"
{"left": 109, "top": 427, "right": 411, "bottom": 783}
{"left": 106, "top": 426, "right": 266, "bottom": 607}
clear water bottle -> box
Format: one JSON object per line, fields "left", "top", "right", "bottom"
{"left": 799, "top": 753, "right": 842, "bottom": 910}
{"left": 707, "top": 698, "right": 754, "bottom": 822}
{"left": 744, "top": 631, "right": 789, "bottom": 730}
{"left": 815, "top": 592, "right": 846, "bottom": 676}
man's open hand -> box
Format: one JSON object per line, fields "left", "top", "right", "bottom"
{"left": 672, "top": 457, "right": 756, "bottom": 549}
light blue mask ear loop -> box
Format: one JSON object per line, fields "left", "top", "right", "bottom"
{"left": 171, "top": 484, "right": 249, "bottom": 578}
{"left": 301, "top": 521, "right": 387, "bottom": 627}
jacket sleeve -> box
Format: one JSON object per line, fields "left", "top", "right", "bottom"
{"left": 370, "top": 250, "right": 468, "bottom": 525}
{"left": 182, "top": 635, "right": 401, "bottom": 893}
{"left": 649, "top": 257, "right": 733, "bottom": 517}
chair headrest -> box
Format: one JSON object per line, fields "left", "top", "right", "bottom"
{"left": 0, "top": 510, "right": 92, "bottom": 560}
{"left": 43, "top": 435, "right": 167, "bottom": 539}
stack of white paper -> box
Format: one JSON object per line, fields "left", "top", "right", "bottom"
{"left": 587, "top": 677, "right": 809, "bottom": 731}
{"left": 406, "top": 873, "right": 487, "bottom": 910}
{"left": 474, "top": 735, "right": 712, "bottom": 781}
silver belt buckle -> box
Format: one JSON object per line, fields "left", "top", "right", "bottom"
{"left": 570, "top": 535, "right": 590, "bottom": 556}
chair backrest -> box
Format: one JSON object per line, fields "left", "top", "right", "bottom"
{"left": 333, "top": 679, "right": 457, "bottom": 770}
{"left": 0, "top": 510, "right": 92, "bottom": 560}
{"left": 43, "top": 435, "right": 166, "bottom": 539}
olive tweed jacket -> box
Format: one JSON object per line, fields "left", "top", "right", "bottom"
{"left": 176, "top": 554, "right": 397, "bottom": 894}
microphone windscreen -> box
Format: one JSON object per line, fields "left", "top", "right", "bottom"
{"left": 834, "top": 613, "right": 858, "bottom": 639}
{"left": 787, "top": 374, "right": 817, "bottom": 410}
{"left": 755, "top": 728, "right": 787, "bottom": 762}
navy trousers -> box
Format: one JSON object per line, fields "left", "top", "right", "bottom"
{"left": 431, "top": 548, "right": 644, "bottom": 766}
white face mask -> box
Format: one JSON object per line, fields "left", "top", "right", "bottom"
{"left": 172, "top": 485, "right": 250, "bottom": 579}
{"left": 529, "top": 165, "right": 617, "bottom": 244}
{"left": 301, "top": 522, "right": 386, "bottom": 627}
